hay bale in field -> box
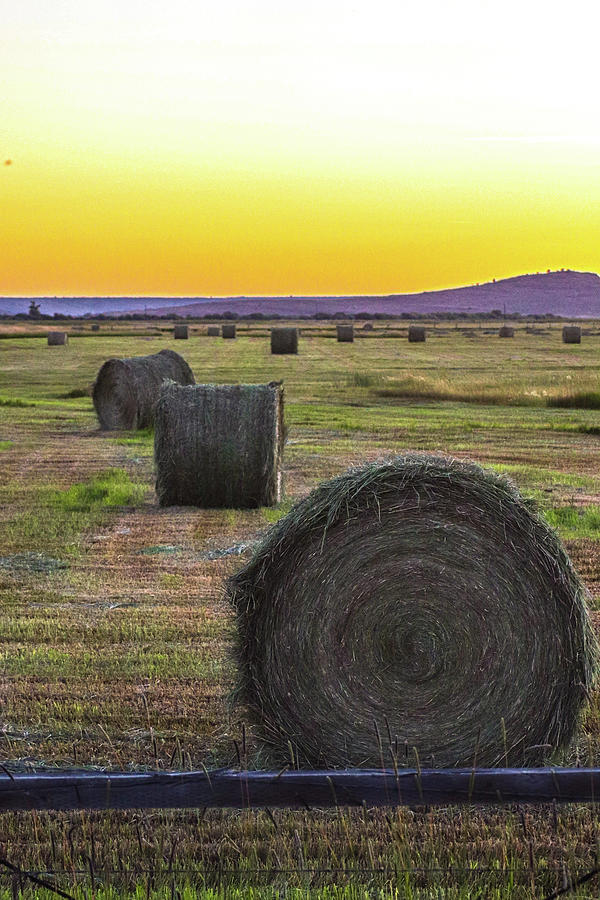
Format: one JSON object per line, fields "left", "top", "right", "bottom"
{"left": 47, "top": 331, "right": 68, "bottom": 346}
{"left": 408, "top": 325, "right": 426, "bottom": 342}
{"left": 91, "top": 324, "right": 100, "bottom": 332}
{"left": 336, "top": 324, "right": 354, "bottom": 343}
{"left": 173, "top": 324, "right": 189, "bottom": 340}
{"left": 563, "top": 326, "right": 581, "bottom": 344}
{"left": 222, "top": 324, "right": 237, "bottom": 339}
{"left": 155, "top": 381, "right": 284, "bottom": 508}
{"left": 499, "top": 325, "right": 515, "bottom": 337}
{"left": 362, "top": 322, "right": 374, "bottom": 331}
{"left": 207, "top": 326, "right": 220, "bottom": 336}
{"left": 271, "top": 327, "right": 298, "bottom": 355}
{"left": 228, "top": 454, "right": 596, "bottom": 768}
{"left": 93, "top": 349, "right": 195, "bottom": 430}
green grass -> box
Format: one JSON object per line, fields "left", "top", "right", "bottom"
{"left": 0, "top": 396, "right": 35, "bottom": 407}
{"left": 0, "top": 440, "right": 12, "bottom": 451}
{"left": 55, "top": 468, "right": 146, "bottom": 511}
{"left": 545, "top": 505, "right": 600, "bottom": 539}
{"left": 547, "top": 390, "right": 600, "bottom": 409}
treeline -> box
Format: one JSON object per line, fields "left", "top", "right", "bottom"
{"left": 1, "top": 310, "right": 569, "bottom": 323}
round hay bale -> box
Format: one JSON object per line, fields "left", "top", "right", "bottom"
{"left": 408, "top": 325, "right": 426, "bottom": 342}
{"left": 499, "top": 325, "right": 515, "bottom": 337}
{"left": 91, "top": 324, "right": 100, "bottom": 332}
{"left": 47, "top": 331, "right": 68, "bottom": 346}
{"left": 563, "top": 326, "right": 581, "bottom": 344}
{"left": 173, "top": 324, "right": 189, "bottom": 340}
{"left": 155, "top": 381, "right": 284, "bottom": 508}
{"left": 93, "top": 349, "right": 194, "bottom": 430}
{"left": 228, "top": 454, "right": 596, "bottom": 768}
{"left": 207, "top": 326, "right": 221, "bottom": 336}
{"left": 362, "top": 322, "right": 374, "bottom": 331}
{"left": 271, "top": 327, "right": 298, "bottom": 355}
{"left": 222, "top": 324, "right": 237, "bottom": 339}
{"left": 336, "top": 324, "right": 354, "bottom": 343}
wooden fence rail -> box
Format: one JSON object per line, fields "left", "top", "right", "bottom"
{"left": 0, "top": 768, "right": 599, "bottom": 811}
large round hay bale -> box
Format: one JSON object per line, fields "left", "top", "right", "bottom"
{"left": 229, "top": 454, "right": 596, "bottom": 768}
{"left": 93, "top": 349, "right": 195, "bottom": 430}
{"left": 336, "top": 324, "right": 354, "bottom": 342}
{"left": 91, "top": 324, "right": 100, "bottom": 332}
{"left": 563, "top": 326, "right": 581, "bottom": 344}
{"left": 222, "top": 324, "right": 237, "bottom": 339}
{"left": 155, "top": 381, "right": 285, "bottom": 508}
{"left": 173, "top": 324, "right": 189, "bottom": 340}
{"left": 499, "top": 325, "right": 515, "bottom": 337}
{"left": 207, "top": 326, "right": 220, "bottom": 337}
{"left": 271, "top": 327, "right": 298, "bottom": 355}
{"left": 47, "top": 332, "right": 68, "bottom": 346}
{"left": 408, "top": 325, "right": 426, "bottom": 342}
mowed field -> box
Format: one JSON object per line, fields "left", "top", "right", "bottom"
{"left": 1, "top": 320, "right": 600, "bottom": 898}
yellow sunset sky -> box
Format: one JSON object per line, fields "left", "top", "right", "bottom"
{"left": 2, "top": 0, "right": 599, "bottom": 296}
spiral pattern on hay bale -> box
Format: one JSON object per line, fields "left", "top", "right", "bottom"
{"left": 93, "top": 349, "right": 194, "bottom": 430}
{"left": 47, "top": 332, "right": 68, "bottom": 346}
{"left": 271, "top": 328, "right": 298, "bottom": 355}
{"left": 563, "top": 326, "right": 581, "bottom": 344}
{"left": 155, "top": 381, "right": 285, "bottom": 508}
{"left": 229, "top": 455, "right": 596, "bottom": 768}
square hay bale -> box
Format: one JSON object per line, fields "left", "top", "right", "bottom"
{"left": 563, "top": 326, "right": 581, "bottom": 344}
{"left": 47, "top": 331, "right": 68, "bottom": 346}
{"left": 173, "top": 324, "right": 189, "bottom": 339}
{"left": 499, "top": 325, "right": 515, "bottom": 337}
{"left": 336, "top": 324, "right": 354, "bottom": 343}
{"left": 222, "top": 324, "right": 237, "bottom": 339}
{"left": 271, "top": 327, "right": 298, "bottom": 354}
{"left": 155, "top": 381, "right": 285, "bottom": 508}
{"left": 207, "top": 326, "right": 221, "bottom": 336}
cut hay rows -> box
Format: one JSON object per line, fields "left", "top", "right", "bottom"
{"left": 222, "top": 324, "right": 237, "bottom": 339}
{"left": 563, "top": 326, "right": 582, "bottom": 344}
{"left": 336, "top": 324, "right": 354, "bottom": 343}
{"left": 271, "top": 327, "right": 298, "bottom": 354}
{"left": 408, "top": 325, "right": 426, "bottom": 342}
{"left": 207, "top": 326, "right": 220, "bottom": 336}
{"left": 155, "top": 381, "right": 285, "bottom": 508}
{"left": 499, "top": 325, "right": 515, "bottom": 337}
{"left": 173, "top": 324, "right": 189, "bottom": 339}
{"left": 47, "top": 332, "right": 68, "bottom": 346}
{"left": 93, "top": 349, "right": 195, "bottom": 430}
{"left": 229, "top": 454, "right": 596, "bottom": 768}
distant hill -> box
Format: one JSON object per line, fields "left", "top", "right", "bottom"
{"left": 1, "top": 270, "right": 599, "bottom": 318}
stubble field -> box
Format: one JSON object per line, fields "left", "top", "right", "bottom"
{"left": 1, "top": 319, "right": 600, "bottom": 898}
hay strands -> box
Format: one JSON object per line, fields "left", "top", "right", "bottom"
{"left": 1, "top": 767, "right": 600, "bottom": 810}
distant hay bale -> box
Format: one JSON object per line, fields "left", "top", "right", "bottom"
{"left": 173, "top": 324, "right": 189, "bottom": 340}
{"left": 499, "top": 325, "right": 515, "bottom": 337}
{"left": 207, "top": 326, "right": 220, "bottom": 336}
{"left": 222, "top": 324, "right": 237, "bottom": 339}
{"left": 271, "top": 327, "right": 298, "bottom": 354}
{"left": 93, "top": 349, "right": 195, "bottom": 430}
{"left": 362, "top": 322, "right": 374, "bottom": 331}
{"left": 563, "top": 326, "right": 581, "bottom": 344}
{"left": 229, "top": 454, "right": 596, "bottom": 768}
{"left": 47, "top": 332, "right": 68, "bottom": 346}
{"left": 155, "top": 381, "right": 284, "bottom": 508}
{"left": 336, "top": 324, "right": 354, "bottom": 342}
{"left": 408, "top": 325, "right": 426, "bottom": 342}
{"left": 91, "top": 324, "right": 100, "bottom": 332}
